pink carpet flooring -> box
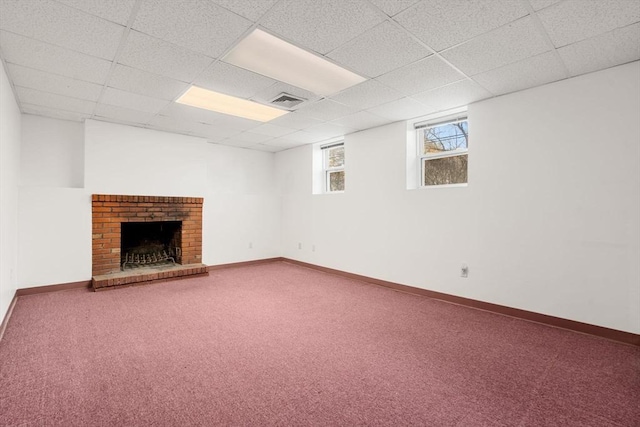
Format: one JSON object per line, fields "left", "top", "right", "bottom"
{"left": 1, "top": 262, "right": 638, "bottom": 426}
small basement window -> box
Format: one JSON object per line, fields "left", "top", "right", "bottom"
{"left": 416, "top": 117, "right": 468, "bottom": 187}
{"left": 322, "top": 142, "right": 345, "bottom": 192}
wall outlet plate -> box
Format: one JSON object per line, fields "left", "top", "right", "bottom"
{"left": 461, "top": 264, "right": 469, "bottom": 278}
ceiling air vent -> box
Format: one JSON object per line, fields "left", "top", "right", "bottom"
{"left": 269, "top": 93, "right": 307, "bottom": 110}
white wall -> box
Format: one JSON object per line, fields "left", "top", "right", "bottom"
{"left": 275, "top": 61, "right": 640, "bottom": 334}
{"left": 203, "top": 143, "right": 280, "bottom": 264}
{"left": 17, "top": 116, "right": 89, "bottom": 287}
{"left": 16, "top": 119, "right": 281, "bottom": 288}
{"left": 0, "top": 63, "right": 21, "bottom": 319}
{"left": 84, "top": 120, "right": 208, "bottom": 197}
{"left": 18, "top": 188, "right": 91, "bottom": 287}
{"left": 21, "top": 115, "right": 84, "bottom": 188}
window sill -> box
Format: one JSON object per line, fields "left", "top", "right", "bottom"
{"left": 417, "top": 183, "right": 468, "bottom": 190}
{"left": 315, "top": 191, "right": 345, "bottom": 195}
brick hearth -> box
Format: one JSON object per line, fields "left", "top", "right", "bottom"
{"left": 91, "top": 194, "right": 206, "bottom": 290}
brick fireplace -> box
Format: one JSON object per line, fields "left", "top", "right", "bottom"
{"left": 91, "top": 194, "right": 207, "bottom": 290}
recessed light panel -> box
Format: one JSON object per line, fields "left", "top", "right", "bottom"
{"left": 176, "top": 86, "right": 289, "bottom": 122}
{"left": 223, "top": 29, "right": 367, "bottom": 97}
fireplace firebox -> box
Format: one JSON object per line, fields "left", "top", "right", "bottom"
{"left": 121, "top": 221, "right": 182, "bottom": 269}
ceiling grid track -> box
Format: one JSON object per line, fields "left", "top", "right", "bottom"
{"left": 520, "top": 0, "right": 572, "bottom": 80}
{"left": 90, "top": 0, "right": 143, "bottom": 120}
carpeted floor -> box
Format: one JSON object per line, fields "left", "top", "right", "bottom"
{"left": 1, "top": 261, "right": 638, "bottom": 426}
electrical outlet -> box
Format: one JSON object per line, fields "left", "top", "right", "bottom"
{"left": 298, "top": 242, "right": 302, "bottom": 250}
{"left": 460, "top": 264, "right": 469, "bottom": 278}
{"left": 249, "top": 242, "right": 253, "bottom": 249}
{"left": 312, "top": 245, "right": 316, "bottom": 252}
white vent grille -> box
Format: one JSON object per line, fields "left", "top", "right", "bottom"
{"left": 269, "top": 93, "right": 306, "bottom": 110}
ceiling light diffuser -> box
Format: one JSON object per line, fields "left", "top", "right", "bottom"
{"left": 223, "top": 29, "right": 366, "bottom": 97}
{"left": 176, "top": 86, "right": 288, "bottom": 122}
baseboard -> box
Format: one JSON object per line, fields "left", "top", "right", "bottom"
{"left": 207, "top": 257, "right": 285, "bottom": 271}
{"left": 281, "top": 258, "right": 640, "bottom": 347}
{"left": 15, "top": 280, "right": 92, "bottom": 296}
{"left": 0, "top": 292, "right": 18, "bottom": 341}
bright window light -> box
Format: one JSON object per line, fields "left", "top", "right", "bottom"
{"left": 176, "top": 86, "right": 289, "bottom": 122}
{"left": 223, "top": 29, "right": 366, "bottom": 97}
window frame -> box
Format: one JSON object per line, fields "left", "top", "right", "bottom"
{"left": 322, "top": 142, "right": 345, "bottom": 193}
{"left": 416, "top": 117, "right": 468, "bottom": 188}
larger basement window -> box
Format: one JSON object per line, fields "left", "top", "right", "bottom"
{"left": 322, "top": 142, "right": 345, "bottom": 192}
{"left": 416, "top": 117, "right": 468, "bottom": 187}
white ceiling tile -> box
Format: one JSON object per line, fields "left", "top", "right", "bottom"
{"left": 250, "top": 82, "right": 321, "bottom": 107}
{"left": 7, "top": 64, "right": 103, "bottom": 102}
{"left": 189, "top": 122, "right": 242, "bottom": 142}
{"left": 251, "top": 123, "right": 297, "bottom": 137}
{"left": 368, "top": 0, "right": 421, "bottom": 17}
{"left": 108, "top": 64, "right": 190, "bottom": 101}
{"left": 118, "top": 30, "right": 213, "bottom": 82}
{"left": 202, "top": 135, "right": 227, "bottom": 144}
{"left": 472, "top": 52, "right": 567, "bottom": 96}
{"left": 295, "top": 99, "right": 358, "bottom": 121}
{"left": 442, "top": 17, "right": 551, "bottom": 76}
{"left": 558, "top": 23, "right": 640, "bottom": 77}
{"left": 101, "top": 87, "right": 170, "bottom": 114}
{"left": 266, "top": 112, "right": 325, "bottom": 130}
{"left": 252, "top": 143, "right": 284, "bottom": 152}
{"left": 0, "top": 31, "right": 112, "bottom": 84}
{"left": 212, "top": 115, "right": 263, "bottom": 131}
{"left": 538, "top": 0, "right": 640, "bottom": 48}
{"left": 94, "top": 104, "right": 156, "bottom": 125}
{"left": 305, "top": 123, "right": 354, "bottom": 139}
{"left": 160, "top": 102, "right": 227, "bottom": 125}
{"left": 412, "top": 80, "right": 491, "bottom": 111}
{"left": 21, "top": 103, "right": 90, "bottom": 122}
{"left": 210, "top": 0, "right": 278, "bottom": 21}
{"left": 284, "top": 130, "right": 322, "bottom": 143}
{"left": 330, "top": 80, "right": 404, "bottom": 110}
{"left": 395, "top": 0, "right": 529, "bottom": 51}
{"left": 194, "top": 61, "right": 277, "bottom": 98}
{"left": 376, "top": 56, "right": 464, "bottom": 96}
{"left": 182, "top": 122, "right": 231, "bottom": 142}
{"left": 219, "top": 139, "right": 260, "bottom": 149}
{"left": 260, "top": 0, "right": 385, "bottom": 54}
{"left": 133, "top": 0, "right": 251, "bottom": 58}
{"left": 55, "top": 0, "right": 137, "bottom": 25}
{"left": 331, "top": 111, "right": 391, "bottom": 130}
{"left": 147, "top": 115, "right": 195, "bottom": 135}
{"left": 195, "top": 122, "right": 244, "bottom": 140}
{"left": 232, "top": 132, "right": 275, "bottom": 143}
{"left": 0, "top": 0, "right": 124, "bottom": 60}
{"left": 16, "top": 86, "right": 97, "bottom": 114}
{"left": 327, "top": 21, "right": 431, "bottom": 78}
{"left": 367, "top": 97, "right": 437, "bottom": 121}
{"left": 528, "top": 0, "right": 562, "bottom": 11}
{"left": 262, "top": 137, "right": 305, "bottom": 148}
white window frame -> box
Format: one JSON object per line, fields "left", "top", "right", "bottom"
{"left": 322, "top": 142, "right": 345, "bottom": 193}
{"left": 415, "top": 116, "right": 468, "bottom": 188}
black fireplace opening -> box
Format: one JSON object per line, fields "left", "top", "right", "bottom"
{"left": 120, "top": 221, "right": 182, "bottom": 270}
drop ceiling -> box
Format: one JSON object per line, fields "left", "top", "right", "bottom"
{"left": 0, "top": 0, "right": 638, "bottom": 152}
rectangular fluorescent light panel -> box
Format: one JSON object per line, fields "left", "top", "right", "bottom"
{"left": 223, "top": 29, "right": 366, "bottom": 97}
{"left": 176, "top": 86, "right": 288, "bottom": 122}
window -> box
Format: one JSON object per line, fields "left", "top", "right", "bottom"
{"left": 416, "top": 117, "right": 468, "bottom": 187}
{"left": 322, "top": 142, "right": 345, "bottom": 192}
